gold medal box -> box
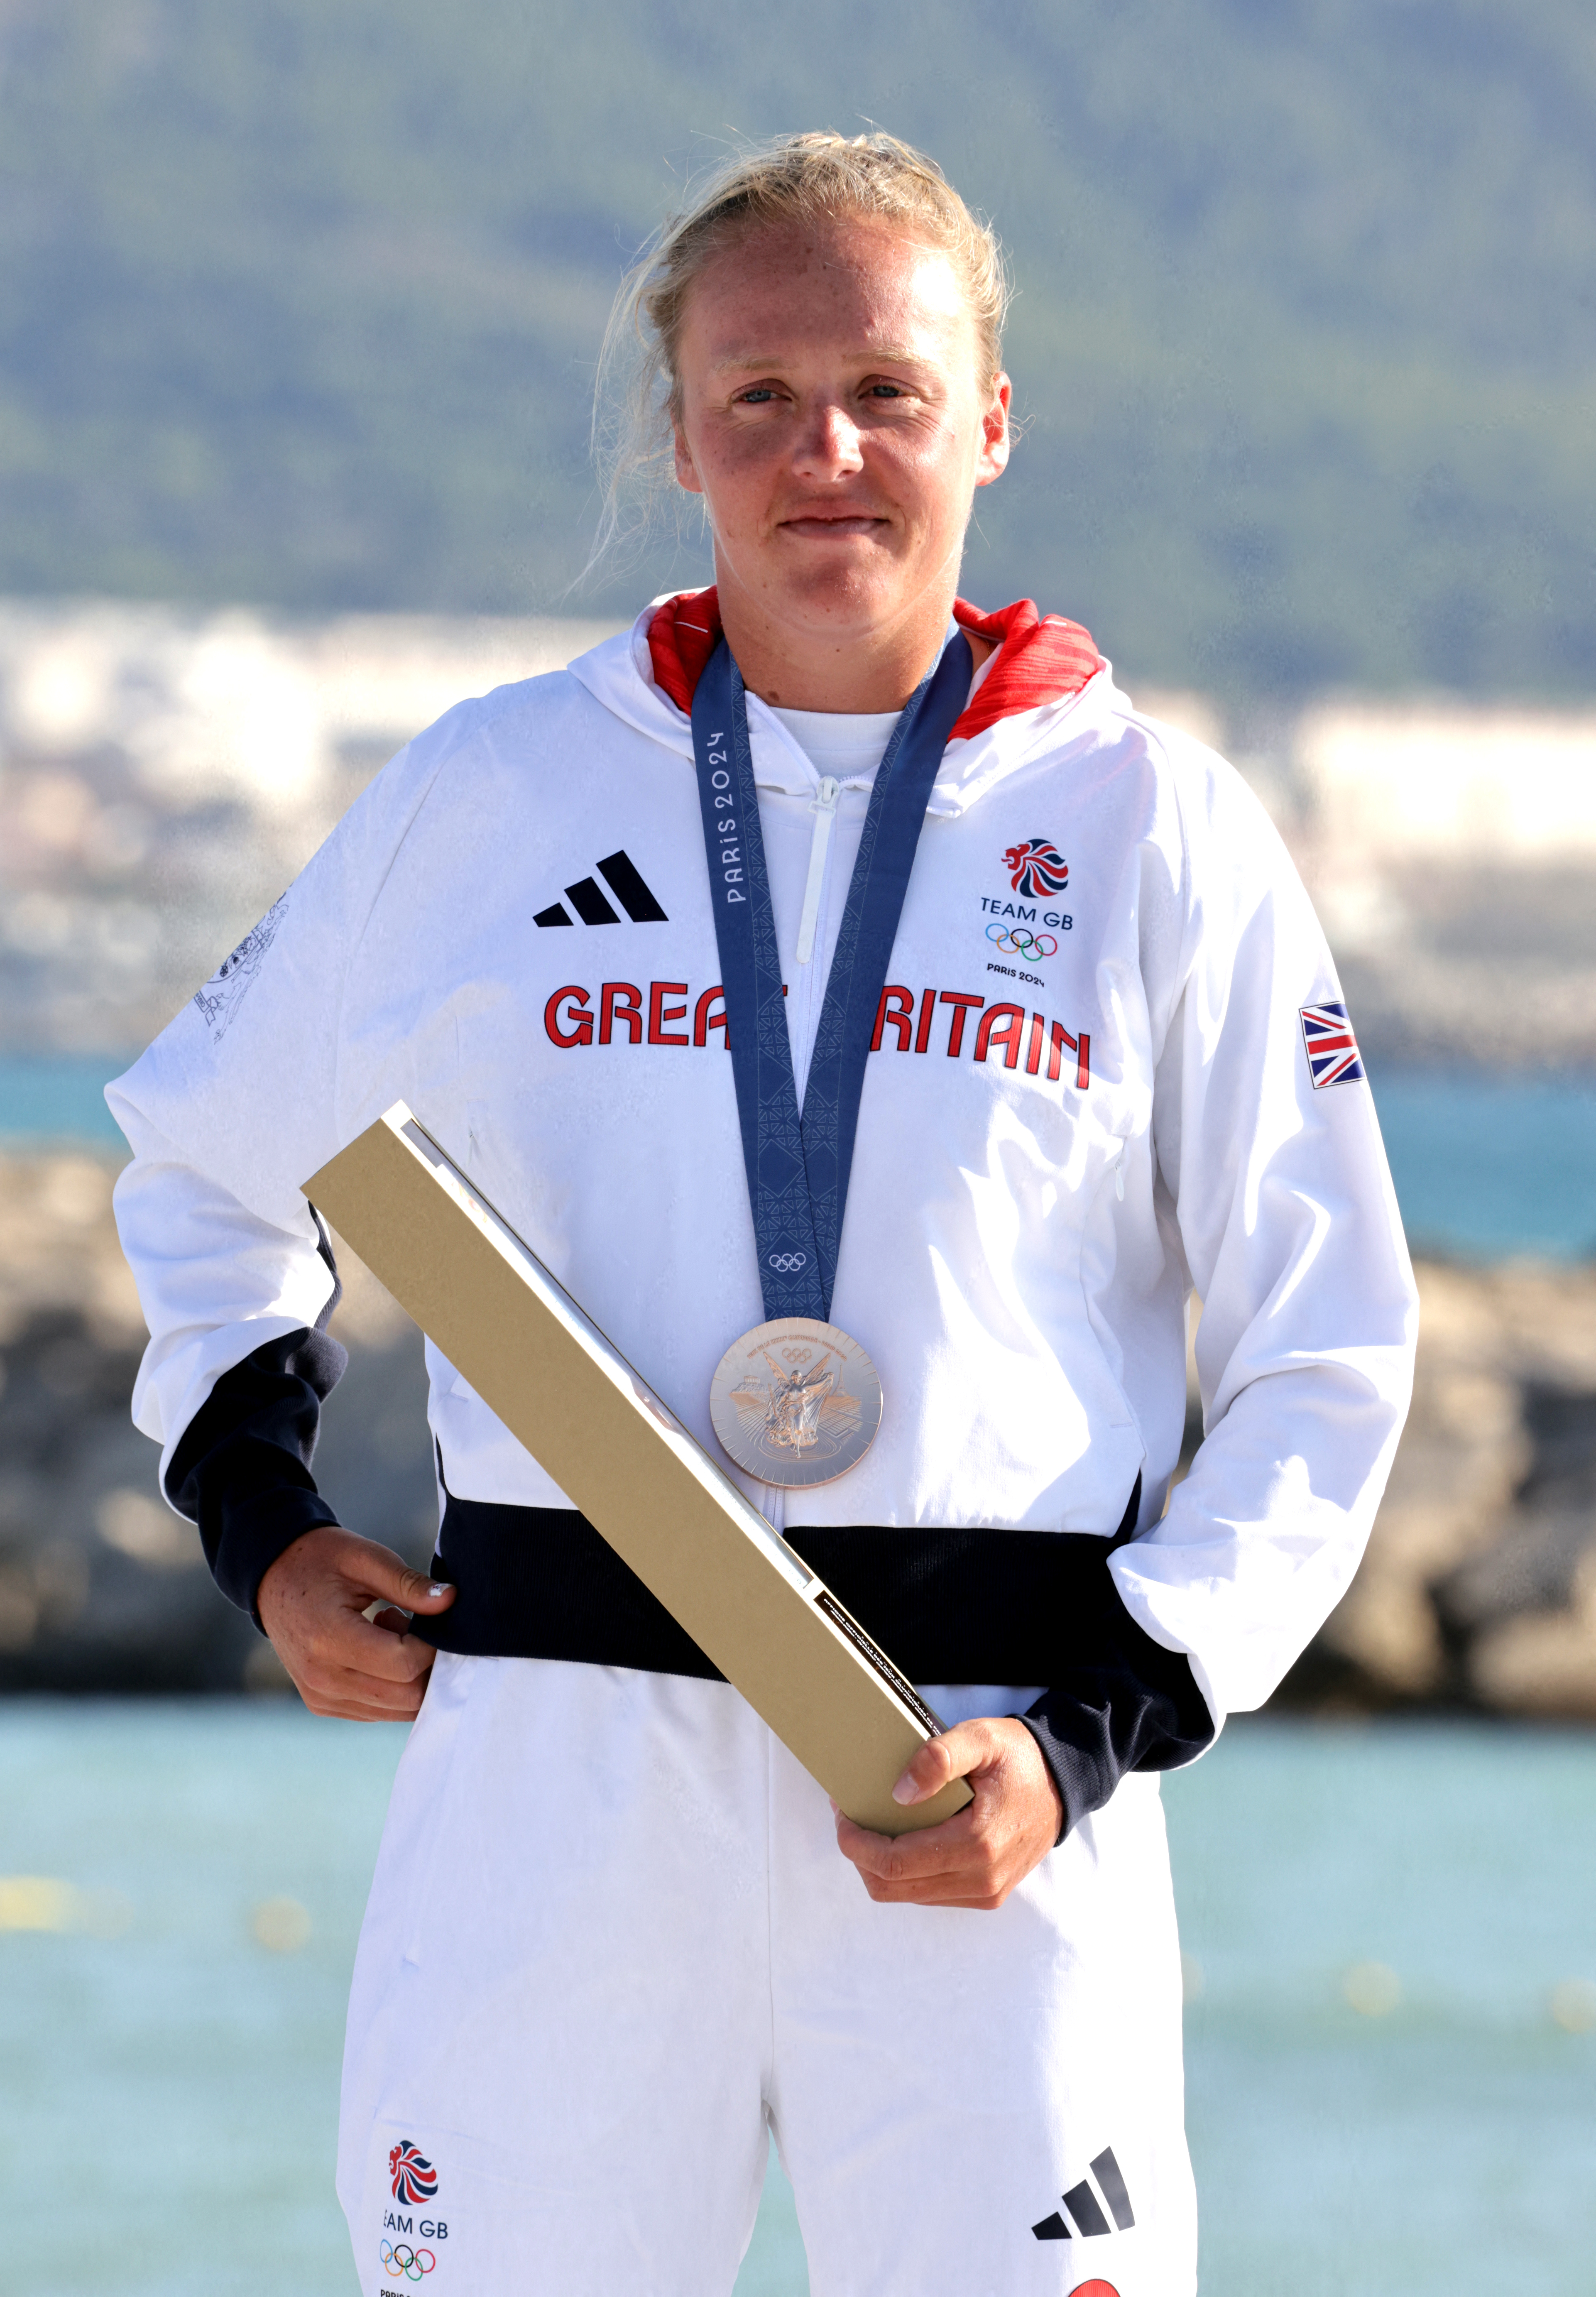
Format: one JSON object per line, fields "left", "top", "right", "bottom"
{"left": 303, "top": 1105, "right": 971, "bottom": 1837}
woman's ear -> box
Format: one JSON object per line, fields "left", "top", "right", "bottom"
{"left": 673, "top": 423, "right": 703, "bottom": 496}
{"left": 976, "top": 372, "right": 1012, "bottom": 488}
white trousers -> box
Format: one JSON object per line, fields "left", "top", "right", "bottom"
{"left": 338, "top": 1654, "right": 1196, "bottom": 2297}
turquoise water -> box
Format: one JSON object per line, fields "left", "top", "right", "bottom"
{"left": 0, "top": 1704, "right": 1591, "bottom": 2295}
{"left": 1374, "top": 1070, "right": 1596, "bottom": 1262}
{"left": 3, "top": 1052, "right": 1596, "bottom": 1268}
{"left": 0, "top": 1055, "right": 130, "bottom": 1148}
{"left": 1, "top": 1052, "right": 1592, "bottom": 1263}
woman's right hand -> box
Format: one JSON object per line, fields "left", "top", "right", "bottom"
{"left": 257, "top": 1527, "right": 457, "bottom": 1720}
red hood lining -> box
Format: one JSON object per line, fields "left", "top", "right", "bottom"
{"left": 645, "top": 588, "right": 1101, "bottom": 743}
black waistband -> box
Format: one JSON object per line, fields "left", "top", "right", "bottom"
{"left": 417, "top": 1477, "right": 1141, "bottom": 1684}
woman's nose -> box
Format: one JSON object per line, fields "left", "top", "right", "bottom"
{"left": 793, "top": 401, "right": 864, "bottom": 478}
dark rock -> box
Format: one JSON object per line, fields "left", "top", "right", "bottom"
{"left": 0, "top": 1153, "right": 436, "bottom": 1693}
{"left": 3, "top": 1151, "right": 1595, "bottom": 1716}
{"left": 1273, "top": 1264, "right": 1596, "bottom": 1717}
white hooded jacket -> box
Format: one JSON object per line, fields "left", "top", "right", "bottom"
{"left": 108, "top": 593, "right": 1417, "bottom": 1731}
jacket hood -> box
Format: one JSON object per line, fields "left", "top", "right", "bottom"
{"left": 565, "top": 588, "right": 1115, "bottom": 818}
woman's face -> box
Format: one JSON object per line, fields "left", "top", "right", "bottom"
{"left": 671, "top": 214, "right": 1010, "bottom": 661}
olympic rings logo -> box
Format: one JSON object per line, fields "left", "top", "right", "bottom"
{"left": 986, "top": 923, "right": 1057, "bottom": 959}
{"left": 767, "top": 1251, "right": 808, "bottom": 1272}
{"left": 381, "top": 2241, "right": 436, "bottom": 2279}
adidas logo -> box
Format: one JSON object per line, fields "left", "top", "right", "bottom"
{"left": 1032, "top": 2145, "right": 1135, "bottom": 2243}
{"left": 534, "top": 850, "right": 667, "bottom": 928}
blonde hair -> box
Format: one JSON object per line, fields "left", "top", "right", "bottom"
{"left": 586, "top": 130, "right": 1010, "bottom": 575}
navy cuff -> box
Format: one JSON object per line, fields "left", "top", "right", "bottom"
{"left": 212, "top": 1483, "right": 343, "bottom": 1626}
{"left": 164, "top": 1322, "right": 348, "bottom": 1624}
{"left": 1019, "top": 1572, "right": 1215, "bottom": 1842}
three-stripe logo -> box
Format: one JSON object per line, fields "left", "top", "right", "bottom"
{"left": 534, "top": 850, "right": 667, "bottom": 929}
{"left": 1032, "top": 2145, "right": 1136, "bottom": 2243}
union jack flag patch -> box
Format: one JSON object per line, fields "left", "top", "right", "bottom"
{"left": 1299, "top": 1001, "right": 1364, "bottom": 1088}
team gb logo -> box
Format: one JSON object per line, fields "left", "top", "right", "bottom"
{"left": 390, "top": 2140, "right": 439, "bottom": 2206}
{"left": 1004, "top": 837, "right": 1069, "bottom": 899}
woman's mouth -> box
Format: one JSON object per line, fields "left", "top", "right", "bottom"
{"left": 778, "top": 514, "right": 889, "bottom": 540}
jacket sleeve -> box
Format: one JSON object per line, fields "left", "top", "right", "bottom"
{"left": 158, "top": 1211, "right": 348, "bottom": 1621}
{"left": 108, "top": 703, "right": 475, "bottom": 1616}
{"left": 1109, "top": 738, "right": 1418, "bottom": 1728}
{"left": 1020, "top": 1536, "right": 1216, "bottom": 1842}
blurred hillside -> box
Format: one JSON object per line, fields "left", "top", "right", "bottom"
{"left": 2, "top": 0, "right": 1595, "bottom": 700}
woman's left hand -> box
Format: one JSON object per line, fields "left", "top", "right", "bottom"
{"left": 834, "top": 1717, "right": 1063, "bottom": 1910}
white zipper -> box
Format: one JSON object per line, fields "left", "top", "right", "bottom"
{"left": 794, "top": 776, "right": 840, "bottom": 966}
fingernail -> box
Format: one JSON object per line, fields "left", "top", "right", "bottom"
{"left": 891, "top": 1776, "right": 917, "bottom": 1804}
{"left": 426, "top": 1582, "right": 451, "bottom": 1599}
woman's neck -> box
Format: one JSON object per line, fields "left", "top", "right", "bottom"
{"left": 716, "top": 571, "right": 992, "bottom": 712}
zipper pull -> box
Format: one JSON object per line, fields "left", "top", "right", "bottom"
{"left": 795, "top": 776, "right": 840, "bottom": 965}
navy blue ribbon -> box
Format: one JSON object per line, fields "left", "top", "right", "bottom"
{"left": 692, "top": 631, "right": 974, "bottom": 1323}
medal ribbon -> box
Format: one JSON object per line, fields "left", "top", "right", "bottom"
{"left": 691, "top": 630, "right": 974, "bottom": 1323}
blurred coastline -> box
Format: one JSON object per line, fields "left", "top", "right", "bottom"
{"left": 4, "top": 601, "right": 1596, "bottom": 1070}
{"left": 0, "top": 603, "right": 622, "bottom": 1057}
{"left": 0, "top": 604, "right": 1593, "bottom": 1715}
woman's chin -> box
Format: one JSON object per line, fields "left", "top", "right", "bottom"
{"left": 754, "top": 553, "right": 921, "bottom": 633}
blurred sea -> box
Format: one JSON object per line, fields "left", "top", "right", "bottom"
{"left": 3, "top": 1052, "right": 1594, "bottom": 1264}
{"left": 1, "top": 1703, "right": 1592, "bottom": 2296}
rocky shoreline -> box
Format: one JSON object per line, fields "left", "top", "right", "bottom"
{"left": 2, "top": 1151, "right": 1593, "bottom": 1717}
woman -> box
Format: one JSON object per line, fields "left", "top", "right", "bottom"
{"left": 110, "top": 133, "right": 1415, "bottom": 2295}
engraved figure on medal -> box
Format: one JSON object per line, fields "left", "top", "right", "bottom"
{"left": 710, "top": 1317, "right": 882, "bottom": 1488}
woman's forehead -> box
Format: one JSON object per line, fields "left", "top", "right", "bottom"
{"left": 683, "top": 218, "right": 974, "bottom": 353}
{"left": 700, "top": 211, "right": 952, "bottom": 286}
